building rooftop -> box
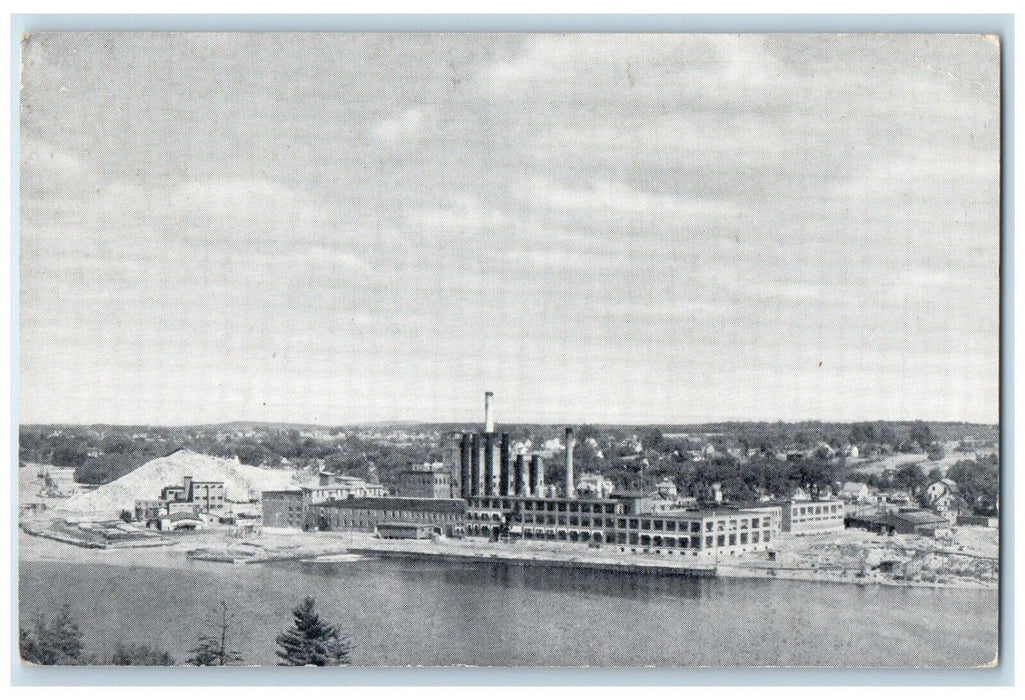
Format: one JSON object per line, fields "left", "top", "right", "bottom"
{"left": 893, "top": 509, "right": 949, "bottom": 526}
{"left": 312, "top": 497, "right": 466, "bottom": 513}
{"left": 166, "top": 512, "right": 203, "bottom": 522}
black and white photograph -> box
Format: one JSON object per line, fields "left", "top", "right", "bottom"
{"left": 16, "top": 31, "right": 1001, "bottom": 668}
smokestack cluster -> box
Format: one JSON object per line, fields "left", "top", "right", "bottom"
{"left": 484, "top": 391, "right": 494, "bottom": 433}
{"left": 455, "top": 393, "right": 550, "bottom": 500}
{"left": 565, "top": 427, "right": 575, "bottom": 499}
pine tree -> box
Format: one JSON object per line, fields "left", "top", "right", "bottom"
{"left": 110, "top": 643, "right": 176, "bottom": 665}
{"left": 187, "top": 601, "right": 244, "bottom": 666}
{"left": 275, "top": 596, "right": 351, "bottom": 666}
{"left": 20, "top": 604, "right": 84, "bottom": 665}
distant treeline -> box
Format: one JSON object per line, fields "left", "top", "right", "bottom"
{"left": 19, "top": 420, "right": 997, "bottom": 496}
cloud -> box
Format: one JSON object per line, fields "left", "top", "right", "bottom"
{"left": 17, "top": 34, "right": 1000, "bottom": 425}
{"left": 404, "top": 197, "right": 511, "bottom": 232}
{"left": 371, "top": 108, "right": 430, "bottom": 144}
{"left": 521, "top": 176, "right": 717, "bottom": 221}
{"left": 481, "top": 34, "right": 785, "bottom": 105}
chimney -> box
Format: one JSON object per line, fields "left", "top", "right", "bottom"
{"left": 565, "top": 427, "right": 575, "bottom": 499}
{"left": 183, "top": 475, "right": 193, "bottom": 501}
{"left": 484, "top": 434, "right": 496, "bottom": 496}
{"left": 470, "top": 433, "right": 482, "bottom": 497}
{"left": 459, "top": 433, "right": 472, "bottom": 499}
{"left": 530, "top": 455, "right": 545, "bottom": 496}
{"left": 515, "top": 454, "right": 527, "bottom": 496}
{"left": 499, "top": 433, "right": 511, "bottom": 497}
{"left": 484, "top": 391, "right": 494, "bottom": 433}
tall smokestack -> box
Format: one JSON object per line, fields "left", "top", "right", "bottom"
{"left": 499, "top": 433, "right": 511, "bottom": 497}
{"left": 530, "top": 455, "right": 545, "bottom": 497}
{"left": 484, "top": 391, "right": 494, "bottom": 433}
{"left": 459, "top": 433, "right": 472, "bottom": 499}
{"left": 515, "top": 454, "right": 527, "bottom": 496}
{"left": 565, "top": 427, "right": 575, "bottom": 499}
{"left": 484, "top": 434, "right": 496, "bottom": 496}
{"left": 471, "top": 433, "right": 482, "bottom": 497}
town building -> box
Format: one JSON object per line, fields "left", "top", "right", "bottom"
{"left": 308, "top": 497, "right": 466, "bottom": 536}
{"left": 154, "top": 511, "right": 205, "bottom": 531}
{"left": 840, "top": 481, "right": 872, "bottom": 503}
{"left": 133, "top": 475, "right": 225, "bottom": 522}
{"left": 846, "top": 508, "right": 953, "bottom": 537}
{"left": 922, "top": 479, "right": 966, "bottom": 521}
{"left": 377, "top": 522, "right": 437, "bottom": 539}
{"left": 306, "top": 471, "right": 387, "bottom": 502}
{"left": 655, "top": 478, "right": 679, "bottom": 499}
{"left": 576, "top": 472, "right": 616, "bottom": 499}
{"left": 780, "top": 499, "right": 845, "bottom": 535}
{"left": 261, "top": 489, "right": 306, "bottom": 529}
{"left": 395, "top": 462, "right": 454, "bottom": 499}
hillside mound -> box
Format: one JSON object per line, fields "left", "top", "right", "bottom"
{"left": 59, "top": 449, "right": 297, "bottom": 515}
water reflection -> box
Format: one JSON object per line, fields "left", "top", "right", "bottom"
{"left": 297, "top": 556, "right": 709, "bottom": 601}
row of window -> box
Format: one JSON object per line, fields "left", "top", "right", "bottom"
{"left": 313, "top": 509, "right": 459, "bottom": 523}
{"left": 791, "top": 504, "right": 843, "bottom": 517}
{"left": 470, "top": 499, "right": 619, "bottom": 514}
{"left": 319, "top": 512, "right": 454, "bottom": 527}
{"left": 513, "top": 527, "right": 773, "bottom": 549}
{"left": 792, "top": 514, "right": 843, "bottom": 523}
{"left": 468, "top": 511, "right": 775, "bottom": 533}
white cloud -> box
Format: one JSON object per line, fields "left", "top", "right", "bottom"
{"left": 522, "top": 176, "right": 717, "bottom": 220}
{"left": 482, "top": 34, "right": 784, "bottom": 104}
{"left": 404, "top": 197, "right": 511, "bottom": 232}
{"left": 371, "top": 108, "right": 430, "bottom": 144}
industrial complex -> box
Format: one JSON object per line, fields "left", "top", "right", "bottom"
{"left": 260, "top": 392, "right": 846, "bottom": 559}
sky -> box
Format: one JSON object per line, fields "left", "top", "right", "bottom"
{"left": 18, "top": 33, "right": 1001, "bottom": 426}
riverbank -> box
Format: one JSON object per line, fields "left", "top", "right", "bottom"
{"left": 18, "top": 522, "right": 997, "bottom": 589}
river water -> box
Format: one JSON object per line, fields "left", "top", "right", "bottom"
{"left": 19, "top": 557, "right": 997, "bottom": 667}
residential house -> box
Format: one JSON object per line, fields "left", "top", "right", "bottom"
{"left": 576, "top": 472, "right": 616, "bottom": 499}
{"left": 840, "top": 481, "right": 872, "bottom": 503}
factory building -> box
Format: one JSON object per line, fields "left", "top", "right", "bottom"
{"left": 259, "top": 393, "right": 818, "bottom": 554}
{"left": 309, "top": 497, "right": 466, "bottom": 536}
{"left": 452, "top": 392, "right": 785, "bottom": 557}
{"left": 306, "top": 471, "right": 387, "bottom": 502}
{"left": 134, "top": 475, "right": 226, "bottom": 522}
{"left": 395, "top": 462, "right": 454, "bottom": 499}
{"left": 464, "top": 494, "right": 781, "bottom": 558}
{"left": 260, "top": 489, "right": 306, "bottom": 529}
{"left": 780, "top": 499, "right": 845, "bottom": 535}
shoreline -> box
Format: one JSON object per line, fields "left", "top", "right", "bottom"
{"left": 18, "top": 525, "right": 997, "bottom": 591}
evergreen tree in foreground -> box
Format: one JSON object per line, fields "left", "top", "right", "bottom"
{"left": 110, "top": 643, "right": 176, "bottom": 665}
{"left": 275, "top": 596, "right": 351, "bottom": 666}
{"left": 188, "top": 601, "right": 244, "bottom": 666}
{"left": 20, "top": 604, "right": 84, "bottom": 665}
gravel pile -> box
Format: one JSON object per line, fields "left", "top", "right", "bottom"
{"left": 59, "top": 449, "right": 296, "bottom": 515}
